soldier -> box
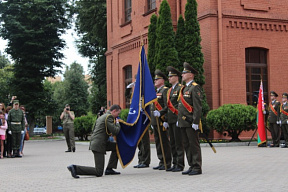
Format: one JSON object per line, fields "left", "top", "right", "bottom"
{"left": 60, "top": 104, "right": 76, "bottom": 152}
{"left": 163, "top": 66, "right": 184, "bottom": 172}
{"left": 151, "top": 69, "right": 172, "bottom": 170}
{"left": 67, "top": 104, "right": 122, "bottom": 178}
{"left": 268, "top": 91, "right": 281, "bottom": 147}
{"left": 178, "top": 62, "right": 203, "bottom": 176}
{"left": 280, "top": 93, "right": 288, "bottom": 148}
{"left": 7, "top": 100, "right": 25, "bottom": 158}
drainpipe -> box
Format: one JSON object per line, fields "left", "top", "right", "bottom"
{"left": 218, "top": 0, "right": 223, "bottom": 107}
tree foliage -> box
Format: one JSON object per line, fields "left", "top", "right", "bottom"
{"left": 0, "top": 0, "right": 72, "bottom": 131}
{"left": 147, "top": 14, "right": 157, "bottom": 77}
{"left": 174, "top": 15, "right": 185, "bottom": 70}
{"left": 183, "top": 0, "right": 210, "bottom": 134}
{"left": 62, "top": 62, "right": 89, "bottom": 117}
{"left": 0, "top": 51, "right": 10, "bottom": 69}
{"left": 0, "top": 64, "right": 14, "bottom": 103}
{"left": 74, "top": 0, "right": 107, "bottom": 112}
{"left": 154, "top": 0, "right": 179, "bottom": 73}
{"left": 207, "top": 104, "right": 257, "bottom": 141}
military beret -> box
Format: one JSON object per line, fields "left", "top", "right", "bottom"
{"left": 154, "top": 69, "right": 168, "bottom": 81}
{"left": 282, "top": 93, "right": 288, "bottom": 98}
{"left": 13, "top": 100, "right": 19, "bottom": 105}
{"left": 270, "top": 91, "right": 278, "bottom": 97}
{"left": 182, "top": 62, "right": 198, "bottom": 75}
{"left": 166, "top": 66, "right": 181, "bottom": 77}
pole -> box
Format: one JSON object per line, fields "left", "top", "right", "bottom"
{"left": 155, "top": 116, "right": 167, "bottom": 170}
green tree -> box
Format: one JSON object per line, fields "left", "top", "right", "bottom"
{"left": 183, "top": 0, "right": 210, "bottom": 134}
{"left": 174, "top": 15, "right": 185, "bottom": 70}
{"left": 62, "top": 62, "right": 89, "bottom": 117}
{"left": 154, "top": 0, "right": 179, "bottom": 73}
{"left": 0, "top": 51, "right": 10, "bottom": 69}
{"left": 0, "top": 64, "right": 14, "bottom": 103}
{"left": 207, "top": 104, "right": 257, "bottom": 141}
{"left": 74, "top": 0, "right": 107, "bottom": 112}
{"left": 147, "top": 14, "right": 157, "bottom": 76}
{"left": 0, "top": 0, "right": 72, "bottom": 131}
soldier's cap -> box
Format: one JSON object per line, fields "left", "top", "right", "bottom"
{"left": 65, "top": 104, "right": 70, "bottom": 107}
{"left": 166, "top": 66, "right": 181, "bottom": 77}
{"left": 13, "top": 100, "right": 19, "bottom": 105}
{"left": 270, "top": 91, "right": 278, "bottom": 97}
{"left": 182, "top": 62, "right": 198, "bottom": 75}
{"left": 282, "top": 93, "right": 288, "bottom": 98}
{"left": 154, "top": 69, "right": 168, "bottom": 81}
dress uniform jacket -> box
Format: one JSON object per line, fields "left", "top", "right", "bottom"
{"left": 151, "top": 86, "right": 168, "bottom": 125}
{"left": 269, "top": 100, "right": 281, "bottom": 123}
{"left": 280, "top": 103, "right": 288, "bottom": 124}
{"left": 8, "top": 108, "right": 25, "bottom": 132}
{"left": 166, "top": 83, "right": 182, "bottom": 124}
{"left": 178, "top": 81, "right": 202, "bottom": 127}
{"left": 90, "top": 112, "right": 121, "bottom": 154}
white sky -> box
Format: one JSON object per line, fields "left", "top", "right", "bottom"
{"left": 0, "top": 28, "right": 90, "bottom": 75}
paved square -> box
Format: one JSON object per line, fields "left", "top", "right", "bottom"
{"left": 1, "top": 140, "right": 287, "bottom": 192}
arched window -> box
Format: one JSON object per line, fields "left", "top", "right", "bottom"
{"left": 124, "top": 65, "right": 132, "bottom": 108}
{"left": 246, "top": 48, "right": 268, "bottom": 106}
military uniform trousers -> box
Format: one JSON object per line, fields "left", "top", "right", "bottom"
{"left": 270, "top": 123, "right": 281, "bottom": 146}
{"left": 180, "top": 127, "right": 202, "bottom": 172}
{"left": 168, "top": 123, "right": 184, "bottom": 168}
{"left": 137, "top": 130, "right": 151, "bottom": 165}
{"left": 63, "top": 123, "right": 75, "bottom": 151}
{"left": 12, "top": 131, "right": 21, "bottom": 151}
{"left": 152, "top": 122, "right": 171, "bottom": 167}
{"left": 281, "top": 124, "right": 288, "bottom": 146}
{"left": 74, "top": 142, "right": 118, "bottom": 177}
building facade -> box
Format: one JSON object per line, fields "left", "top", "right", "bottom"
{"left": 106, "top": 0, "right": 288, "bottom": 139}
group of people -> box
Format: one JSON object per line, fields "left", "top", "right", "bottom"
{"left": 134, "top": 62, "right": 202, "bottom": 175}
{"left": 66, "top": 62, "right": 203, "bottom": 179}
{"left": 0, "top": 96, "right": 28, "bottom": 158}
{"left": 268, "top": 91, "right": 288, "bottom": 148}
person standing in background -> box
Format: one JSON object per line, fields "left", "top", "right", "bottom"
{"left": 60, "top": 104, "right": 76, "bottom": 152}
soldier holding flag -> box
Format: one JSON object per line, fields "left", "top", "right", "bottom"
{"left": 178, "top": 62, "right": 203, "bottom": 176}
{"left": 151, "top": 69, "right": 172, "bottom": 170}
{"left": 268, "top": 91, "right": 281, "bottom": 147}
{"left": 163, "top": 66, "right": 184, "bottom": 172}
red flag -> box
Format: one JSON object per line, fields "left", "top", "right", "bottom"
{"left": 257, "top": 80, "right": 266, "bottom": 145}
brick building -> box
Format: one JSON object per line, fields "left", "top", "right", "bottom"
{"left": 106, "top": 0, "right": 288, "bottom": 139}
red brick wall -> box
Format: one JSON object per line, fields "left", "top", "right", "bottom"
{"left": 106, "top": 0, "right": 288, "bottom": 139}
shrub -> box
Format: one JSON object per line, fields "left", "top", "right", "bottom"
{"left": 74, "top": 114, "right": 97, "bottom": 141}
{"left": 206, "top": 104, "right": 257, "bottom": 142}
{"left": 119, "top": 108, "right": 129, "bottom": 121}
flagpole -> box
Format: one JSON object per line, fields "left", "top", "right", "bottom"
{"left": 155, "top": 116, "right": 167, "bottom": 170}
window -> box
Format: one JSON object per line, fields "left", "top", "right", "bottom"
{"left": 148, "top": 0, "right": 156, "bottom": 11}
{"left": 246, "top": 48, "right": 268, "bottom": 106}
{"left": 125, "top": 0, "right": 132, "bottom": 22}
{"left": 124, "top": 65, "right": 132, "bottom": 108}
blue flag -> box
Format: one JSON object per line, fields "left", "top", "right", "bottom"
{"left": 117, "top": 45, "right": 156, "bottom": 168}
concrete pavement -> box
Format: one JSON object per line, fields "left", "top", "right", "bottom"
{"left": 1, "top": 139, "right": 287, "bottom": 192}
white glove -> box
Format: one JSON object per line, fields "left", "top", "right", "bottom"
{"left": 153, "top": 110, "right": 160, "bottom": 117}
{"left": 276, "top": 121, "right": 280, "bottom": 124}
{"left": 163, "top": 122, "right": 169, "bottom": 129}
{"left": 287, "top": 120, "right": 288, "bottom": 124}
{"left": 8, "top": 130, "right": 12, "bottom": 134}
{"left": 279, "top": 120, "right": 282, "bottom": 125}
{"left": 263, "top": 111, "right": 266, "bottom": 115}
{"left": 151, "top": 125, "right": 154, "bottom": 130}
{"left": 126, "top": 82, "right": 135, "bottom": 89}
{"left": 192, "top": 124, "right": 199, "bottom": 131}
{"left": 21, "top": 131, "right": 24, "bottom": 134}
{"left": 176, "top": 121, "right": 178, "bottom": 127}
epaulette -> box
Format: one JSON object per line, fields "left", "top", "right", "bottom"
{"left": 192, "top": 82, "right": 198, "bottom": 86}
{"left": 164, "top": 86, "right": 168, "bottom": 89}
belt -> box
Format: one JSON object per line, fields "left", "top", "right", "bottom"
{"left": 11, "top": 122, "right": 21, "bottom": 125}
